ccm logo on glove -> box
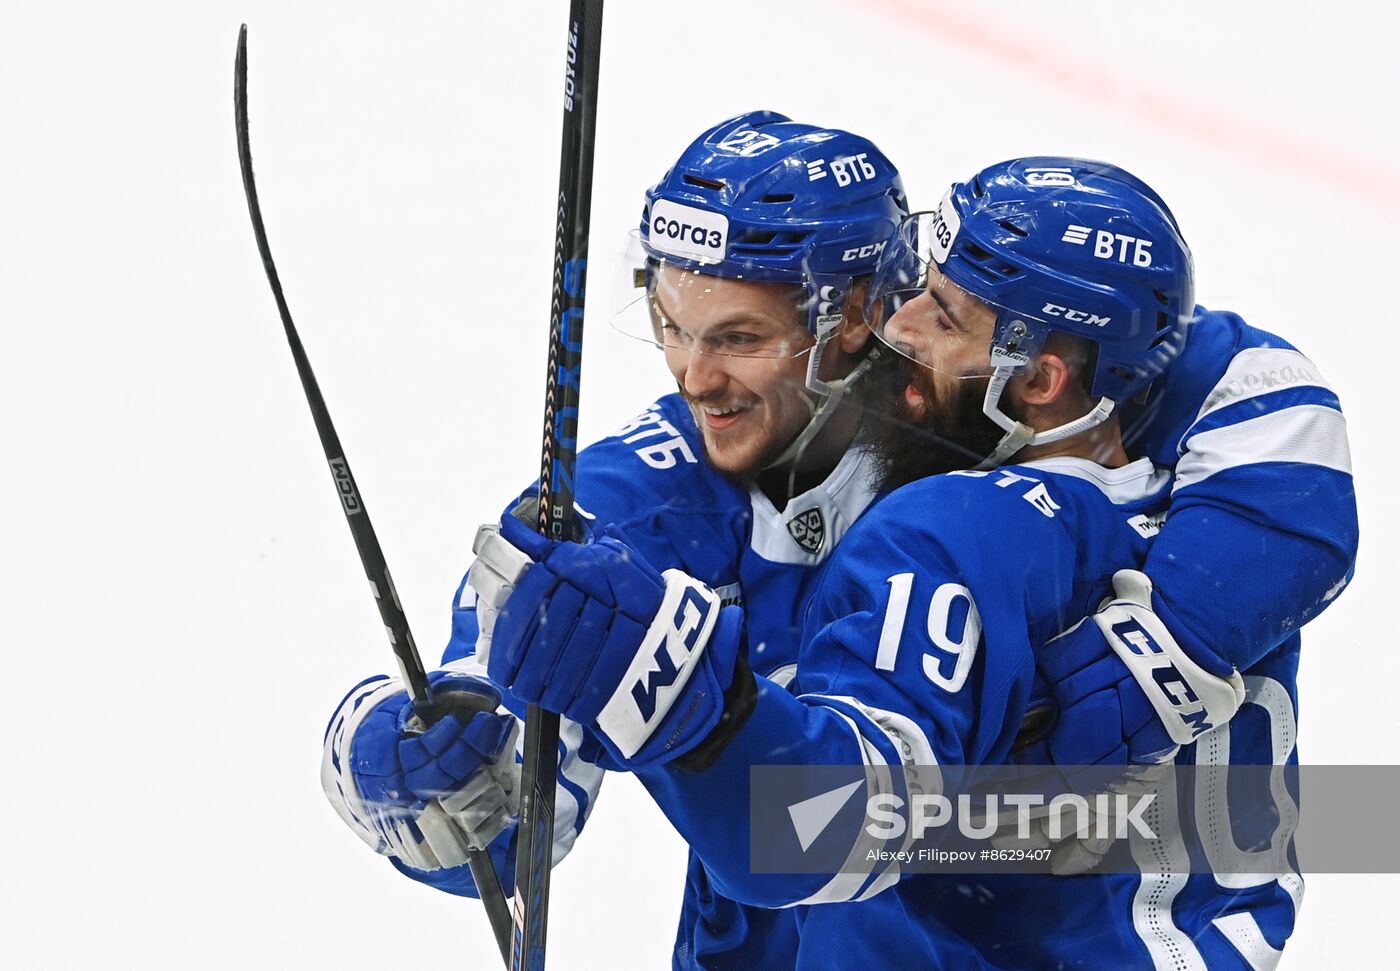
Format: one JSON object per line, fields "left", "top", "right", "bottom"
{"left": 599, "top": 574, "right": 719, "bottom": 758}
{"left": 1096, "top": 572, "right": 1244, "bottom": 748}
{"left": 633, "top": 587, "right": 715, "bottom": 719}
{"left": 1110, "top": 617, "right": 1214, "bottom": 737}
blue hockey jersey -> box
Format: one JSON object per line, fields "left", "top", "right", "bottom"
{"left": 393, "top": 392, "right": 883, "bottom": 893}
{"left": 639, "top": 457, "right": 1178, "bottom": 968}
{"left": 325, "top": 307, "right": 1356, "bottom": 968}
{"left": 639, "top": 454, "right": 1308, "bottom": 969}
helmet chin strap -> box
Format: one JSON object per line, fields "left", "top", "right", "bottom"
{"left": 974, "top": 366, "right": 1116, "bottom": 470}
{"left": 763, "top": 313, "right": 882, "bottom": 489}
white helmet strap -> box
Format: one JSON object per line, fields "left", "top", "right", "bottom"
{"left": 975, "top": 366, "right": 1116, "bottom": 470}
{"left": 763, "top": 311, "right": 880, "bottom": 482}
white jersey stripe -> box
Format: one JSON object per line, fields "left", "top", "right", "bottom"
{"left": 748, "top": 446, "right": 878, "bottom": 566}
{"left": 803, "top": 693, "right": 939, "bottom": 778}
{"left": 782, "top": 707, "right": 896, "bottom": 907}
{"left": 1212, "top": 913, "right": 1283, "bottom": 971}
{"left": 1173, "top": 405, "right": 1352, "bottom": 494}
{"left": 1191, "top": 347, "right": 1334, "bottom": 425}
{"left": 1018, "top": 456, "right": 1172, "bottom": 505}
{"left": 1129, "top": 770, "right": 1206, "bottom": 970}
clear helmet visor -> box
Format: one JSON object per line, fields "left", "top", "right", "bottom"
{"left": 864, "top": 210, "right": 1046, "bottom": 380}
{"left": 610, "top": 231, "right": 818, "bottom": 362}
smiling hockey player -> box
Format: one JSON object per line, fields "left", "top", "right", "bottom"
{"left": 322, "top": 118, "right": 1356, "bottom": 968}
{"left": 475, "top": 158, "right": 1357, "bottom": 968}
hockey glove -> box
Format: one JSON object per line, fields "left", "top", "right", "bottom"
{"left": 321, "top": 671, "right": 520, "bottom": 874}
{"left": 985, "top": 761, "right": 1169, "bottom": 875}
{"left": 477, "top": 513, "right": 745, "bottom": 769}
{"left": 467, "top": 496, "right": 593, "bottom": 666}
{"left": 1003, "top": 571, "right": 1246, "bottom": 875}
{"left": 1026, "top": 570, "right": 1246, "bottom": 767}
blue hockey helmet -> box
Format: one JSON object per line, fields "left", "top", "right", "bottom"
{"left": 867, "top": 157, "right": 1194, "bottom": 465}
{"left": 627, "top": 112, "right": 910, "bottom": 472}
{"left": 639, "top": 110, "right": 908, "bottom": 343}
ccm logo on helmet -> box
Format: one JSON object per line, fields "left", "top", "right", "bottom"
{"left": 1042, "top": 303, "right": 1111, "bottom": 327}
{"left": 648, "top": 200, "right": 730, "bottom": 263}
{"left": 842, "top": 240, "right": 887, "bottom": 262}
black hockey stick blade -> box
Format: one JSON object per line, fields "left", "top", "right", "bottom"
{"left": 513, "top": 3, "right": 605, "bottom": 969}
{"left": 234, "top": 25, "right": 514, "bottom": 965}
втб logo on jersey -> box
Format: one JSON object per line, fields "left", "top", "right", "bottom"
{"left": 1062, "top": 224, "right": 1154, "bottom": 267}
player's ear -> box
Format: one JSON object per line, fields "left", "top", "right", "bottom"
{"left": 837, "top": 279, "right": 873, "bottom": 354}
{"left": 1014, "top": 351, "right": 1074, "bottom": 407}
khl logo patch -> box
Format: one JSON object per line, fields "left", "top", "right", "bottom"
{"left": 787, "top": 507, "right": 826, "bottom": 555}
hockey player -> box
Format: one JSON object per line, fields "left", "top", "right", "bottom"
{"left": 475, "top": 159, "right": 1356, "bottom": 968}
{"left": 322, "top": 111, "right": 912, "bottom": 908}
{"left": 321, "top": 115, "right": 1355, "bottom": 966}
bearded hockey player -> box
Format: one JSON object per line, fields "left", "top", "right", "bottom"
{"left": 475, "top": 158, "right": 1356, "bottom": 968}
{"left": 323, "top": 114, "right": 1356, "bottom": 968}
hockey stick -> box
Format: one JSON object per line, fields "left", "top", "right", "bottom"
{"left": 512, "top": 3, "right": 604, "bottom": 969}
{"left": 233, "top": 26, "right": 514, "bottom": 966}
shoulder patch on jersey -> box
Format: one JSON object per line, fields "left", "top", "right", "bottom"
{"left": 787, "top": 507, "right": 826, "bottom": 555}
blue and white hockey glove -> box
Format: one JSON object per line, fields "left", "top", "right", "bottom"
{"left": 1027, "top": 570, "right": 1246, "bottom": 767}
{"left": 321, "top": 671, "right": 520, "bottom": 874}
{"left": 992, "top": 572, "right": 1245, "bottom": 875}
{"left": 466, "top": 496, "right": 593, "bottom": 667}
{"left": 986, "top": 760, "right": 1169, "bottom": 875}
{"left": 473, "top": 514, "right": 747, "bottom": 769}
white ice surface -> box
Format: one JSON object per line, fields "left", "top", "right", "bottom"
{"left": 2, "top": 1, "right": 1394, "bottom": 967}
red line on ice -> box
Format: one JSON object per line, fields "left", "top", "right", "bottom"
{"left": 864, "top": 0, "right": 1400, "bottom": 220}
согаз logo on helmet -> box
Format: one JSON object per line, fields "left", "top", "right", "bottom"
{"left": 648, "top": 200, "right": 729, "bottom": 263}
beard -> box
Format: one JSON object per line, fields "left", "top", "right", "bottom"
{"left": 856, "top": 351, "right": 1008, "bottom": 492}
{"left": 679, "top": 390, "right": 800, "bottom": 482}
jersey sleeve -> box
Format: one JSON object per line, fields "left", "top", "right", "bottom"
{"left": 1134, "top": 311, "right": 1357, "bottom": 668}
{"left": 635, "top": 478, "right": 1070, "bottom": 909}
